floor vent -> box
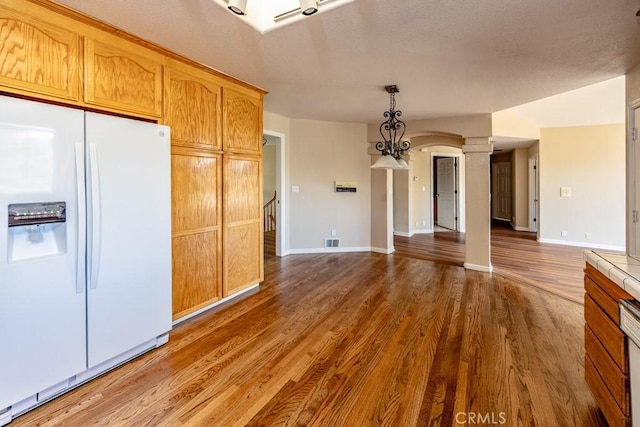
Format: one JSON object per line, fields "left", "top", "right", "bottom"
{"left": 324, "top": 238, "right": 340, "bottom": 248}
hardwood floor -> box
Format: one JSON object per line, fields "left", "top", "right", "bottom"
{"left": 264, "top": 230, "right": 276, "bottom": 259}
{"left": 394, "top": 222, "right": 593, "bottom": 304}
{"left": 13, "top": 253, "right": 605, "bottom": 426}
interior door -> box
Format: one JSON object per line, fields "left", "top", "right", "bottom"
{"left": 492, "top": 162, "right": 512, "bottom": 221}
{"left": 85, "top": 113, "right": 172, "bottom": 368}
{"left": 0, "top": 96, "right": 86, "bottom": 408}
{"left": 436, "top": 157, "right": 456, "bottom": 230}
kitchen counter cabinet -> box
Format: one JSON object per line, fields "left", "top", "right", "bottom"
{"left": 584, "top": 256, "right": 635, "bottom": 427}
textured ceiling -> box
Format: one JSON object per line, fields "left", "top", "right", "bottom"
{"left": 55, "top": 0, "right": 640, "bottom": 124}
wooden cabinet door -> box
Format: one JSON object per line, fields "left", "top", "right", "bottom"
{"left": 223, "top": 154, "right": 263, "bottom": 296}
{"left": 171, "top": 147, "right": 222, "bottom": 320}
{"left": 0, "top": 3, "right": 80, "bottom": 101}
{"left": 164, "top": 61, "right": 222, "bottom": 150}
{"left": 222, "top": 86, "right": 263, "bottom": 154}
{"left": 84, "top": 37, "right": 163, "bottom": 117}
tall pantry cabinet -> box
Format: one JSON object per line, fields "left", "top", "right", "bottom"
{"left": 0, "top": 0, "right": 265, "bottom": 321}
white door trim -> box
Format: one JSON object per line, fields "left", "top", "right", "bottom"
{"left": 263, "top": 129, "right": 287, "bottom": 256}
{"left": 528, "top": 154, "right": 538, "bottom": 234}
{"left": 628, "top": 99, "right": 640, "bottom": 255}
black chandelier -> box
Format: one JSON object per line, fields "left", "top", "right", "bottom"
{"left": 371, "top": 85, "right": 410, "bottom": 169}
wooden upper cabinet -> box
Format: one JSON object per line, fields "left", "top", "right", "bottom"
{"left": 164, "top": 61, "right": 222, "bottom": 150}
{"left": 222, "top": 87, "right": 263, "bottom": 154}
{"left": 84, "top": 37, "right": 163, "bottom": 117}
{"left": 0, "top": 3, "right": 80, "bottom": 101}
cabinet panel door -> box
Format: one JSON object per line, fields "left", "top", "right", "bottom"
{"left": 172, "top": 231, "right": 220, "bottom": 320}
{"left": 0, "top": 4, "right": 80, "bottom": 101}
{"left": 171, "top": 148, "right": 222, "bottom": 319}
{"left": 165, "top": 62, "right": 222, "bottom": 150}
{"left": 85, "top": 38, "right": 162, "bottom": 117}
{"left": 222, "top": 87, "right": 262, "bottom": 154}
{"left": 225, "top": 223, "right": 262, "bottom": 296}
{"left": 172, "top": 150, "right": 221, "bottom": 232}
{"left": 224, "top": 154, "right": 263, "bottom": 296}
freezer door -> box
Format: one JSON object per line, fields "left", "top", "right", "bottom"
{"left": 85, "top": 113, "right": 171, "bottom": 367}
{"left": 0, "top": 96, "right": 87, "bottom": 409}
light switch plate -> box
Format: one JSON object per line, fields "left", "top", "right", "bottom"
{"left": 292, "top": 185, "right": 299, "bottom": 193}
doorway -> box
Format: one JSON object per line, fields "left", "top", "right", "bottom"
{"left": 262, "top": 130, "right": 286, "bottom": 257}
{"left": 491, "top": 162, "right": 511, "bottom": 222}
{"left": 432, "top": 154, "right": 460, "bottom": 231}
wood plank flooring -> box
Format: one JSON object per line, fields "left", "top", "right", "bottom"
{"left": 13, "top": 252, "right": 605, "bottom": 426}
{"left": 394, "top": 222, "right": 595, "bottom": 304}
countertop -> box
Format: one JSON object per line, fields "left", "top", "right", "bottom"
{"left": 584, "top": 250, "right": 640, "bottom": 301}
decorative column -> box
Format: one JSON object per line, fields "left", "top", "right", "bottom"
{"left": 462, "top": 137, "right": 493, "bottom": 271}
{"left": 369, "top": 148, "right": 395, "bottom": 254}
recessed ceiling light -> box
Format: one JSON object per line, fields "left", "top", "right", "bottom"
{"left": 300, "top": 0, "right": 318, "bottom": 16}
{"left": 228, "top": 0, "right": 247, "bottom": 15}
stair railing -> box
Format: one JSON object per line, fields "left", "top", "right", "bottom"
{"left": 264, "top": 191, "right": 276, "bottom": 232}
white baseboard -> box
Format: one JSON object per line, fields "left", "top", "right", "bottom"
{"left": 394, "top": 229, "right": 434, "bottom": 237}
{"left": 464, "top": 262, "right": 493, "bottom": 273}
{"left": 393, "top": 231, "right": 411, "bottom": 237}
{"left": 537, "top": 238, "right": 624, "bottom": 252}
{"left": 513, "top": 226, "right": 531, "bottom": 232}
{"left": 287, "top": 246, "right": 372, "bottom": 255}
{"left": 371, "top": 246, "right": 395, "bottom": 254}
{"left": 413, "top": 228, "right": 433, "bottom": 234}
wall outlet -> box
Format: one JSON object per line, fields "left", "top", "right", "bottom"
{"left": 561, "top": 230, "right": 567, "bottom": 237}
{"left": 331, "top": 229, "right": 337, "bottom": 237}
{"left": 422, "top": 220, "right": 426, "bottom": 226}
{"left": 585, "top": 233, "right": 592, "bottom": 239}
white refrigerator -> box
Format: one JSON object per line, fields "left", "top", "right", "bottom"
{"left": 0, "top": 95, "right": 172, "bottom": 421}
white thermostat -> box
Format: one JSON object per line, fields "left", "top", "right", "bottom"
{"left": 335, "top": 181, "right": 357, "bottom": 193}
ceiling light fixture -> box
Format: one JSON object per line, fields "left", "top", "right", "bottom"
{"left": 300, "top": 0, "right": 319, "bottom": 16}
{"left": 371, "top": 85, "right": 411, "bottom": 170}
{"left": 227, "top": 0, "right": 247, "bottom": 15}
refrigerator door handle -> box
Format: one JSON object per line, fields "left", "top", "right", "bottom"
{"left": 75, "top": 143, "right": 86, "bottom": 294}
{"left": 88, "top": 144, "right": 101, "bottom": 290}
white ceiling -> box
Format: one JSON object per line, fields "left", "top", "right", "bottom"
{"left": 55, "top": 0, "right": 640, "bottom": 125}
{"left": 503, "top": 76, "right": 626, "bottom": 128}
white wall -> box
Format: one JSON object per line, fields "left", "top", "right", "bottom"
{"left": 511, "top": 147, "right": 529, "bottom": 230}
{"left": 539, "top": 124, "right": 625, "bottom": 250}
{"left": 393, "top": 169, "right": 410, "bottom": 234}
{"left": 288, "top": 119, "right": 371, "bottom": 252}
{"left": 412, "top": 150, "right": 430, "bottom": 232}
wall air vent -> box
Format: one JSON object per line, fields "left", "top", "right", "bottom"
{"left": 324, "top": 238, "right": 340, "bottom": 248}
